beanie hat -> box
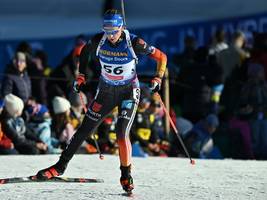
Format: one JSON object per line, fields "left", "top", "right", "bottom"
{"left": 15, "top": 52, "right": 26, "bottom": 61}
{"left": 52, "top": 96, "right": 71, "bottom": 114}
{"left": 205, "top": 114, "right": 219, "bottom": 128}
{"left": 4, "top": 94, "right": 24, "bottom": 117}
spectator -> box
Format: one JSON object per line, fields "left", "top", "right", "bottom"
{"left": 1, "top": 52, "right": 32, "bottom": 103}
{"left": 52, "top": 96, "right": 75, "bottom": 148}
{"left": 176, "top": 117, "right": 193, "bottom": 138}
{"left": 30, "top": 50, "right": 51, "bottom": 105}
{"left": 238, "top": 63, "right": 267, "bottom": 159}
{"left": 173, "top": 35, "right": 196, "bottom": 70}
{"left": 149, "top": 99, "right": 170, "bottom": 156}
{"left": 177, "top": 46, "right": 223, "bottom": 122}
{"left": 150, "top": 99, "right": 165, "bottom": 140}
{"left": 250, "top": 33, "right": 267, "bottom": 79}
{"left": 16, "top": 42, "right": 46, "bottom": 102}
{"left": 185, "top": 114, "right": 223, "bottom": 159}
{"left": 1, "top": 94, "right": 47, "bottom": 154}
{"left": 25, "top": 97, "right": 62, "bottom": 154}
{"left": 228, "top": 106, "right": 255, "bottom": 159}
{"left": 209, "top": 28, "right": 229, "bottom": 56}
{"left": 171, "top": 35, "right": 197, "bottom": 104}
{"left": 0, "top": 99, "right": 18, "bottom": 154}
{"left": 131, "top": 98, "right": 161, "bottom": 156}
{"left": 217, "top": 30, "right": 250, "bottom": 82}
{"left": 169, "top": 116, "right": 193, "bottom": 157}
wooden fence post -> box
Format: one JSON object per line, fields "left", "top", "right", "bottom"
{"left": 163, "top": 68, "right": 170, "bottom": 136}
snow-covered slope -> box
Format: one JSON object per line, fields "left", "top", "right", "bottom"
{"left": 0, "top": 155, "right": 266, "bottom": 200}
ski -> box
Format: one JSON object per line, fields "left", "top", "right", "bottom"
{"left": 0, "top": 175, "right": 104, "bottom": 184}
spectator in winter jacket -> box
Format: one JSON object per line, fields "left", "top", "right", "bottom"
{"left": 0, "top": 99, "right": 18, "bottom": 154}
{"left": 0, "top": 126, "right": 17, "bottom": 155}
{"left": 51, "top": 96, "right": 75, "bottom": 148}
{"left": 25, "top": 97, "right": 62, "bottom": 154}
{"left": 185, "top": 114, "right": 223, "bottom": 159}
{"left": 149, "top": 99, "right": 170, "bottom": 156}
{"left": 131, "top": 97, "right": 161, "bottom": 156}
{"left": 217, "top": 30, "right": 250, "bottom": 82}
{"left": 209, "top": 28, "right": 229, "bottom": 56}
{"left": 236, "top": 63, "right": 267, "bottom": 159}
{"left": 0, "top": 94, "right": 47, "bottom": 154}
{"left": 16, "top": 42, "right": 50, "bottom": 105}
{"left": 177, "top": 47, "right": 223, "bottom": 122}
{"left": 1, "top": 52, "right": 32, "bottom": 103}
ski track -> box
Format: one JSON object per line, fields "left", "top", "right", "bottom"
{"left": 0, "top": 155, "right": 266, "bottom": 200}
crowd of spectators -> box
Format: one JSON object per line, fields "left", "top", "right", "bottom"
{"left": 0, "top": 29, "right": 266, "bottom": 160}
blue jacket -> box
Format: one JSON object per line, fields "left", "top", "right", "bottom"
{"left": 190, "top": 121, "right": 212, "bottom": 155}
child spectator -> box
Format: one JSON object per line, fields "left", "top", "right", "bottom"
{"left": 26, "top": 97, "right": 62, "bottom": 154}
{"left": 52, "top": 96, "right": 75, "bottom": 148}
{"left": 0, "top": 94, "right": 47, "bottom": 154}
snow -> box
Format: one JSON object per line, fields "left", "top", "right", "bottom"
{"left": 0, "top": 155, "right": 266, "bottom": 200}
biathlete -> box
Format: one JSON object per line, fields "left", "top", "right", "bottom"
{"left": 36, "top": 9, "right": 167, "bottom": 193}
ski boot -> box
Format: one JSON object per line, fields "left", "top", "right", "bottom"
{"left": 120, "top": 165, "right": 134, "bottom": 194}
{"left": 36, "top": 159, "right": 68, "bottom": 180}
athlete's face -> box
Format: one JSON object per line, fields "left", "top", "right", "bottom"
{"left": 106, "top": 27, "right": 123, "bottom": 44}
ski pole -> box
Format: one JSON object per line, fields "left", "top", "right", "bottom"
{"left": 121, "top": 0, "right": 126, "bottom": 26}
{"left": 155, "top": 93, "right": 195, "bottom": 165}
{"left": 79, "top": 93, "right": 104, "bottom": 160}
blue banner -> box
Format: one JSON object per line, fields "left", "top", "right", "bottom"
{"left": 0, "top": 12, "right": 266, "bottom": 76}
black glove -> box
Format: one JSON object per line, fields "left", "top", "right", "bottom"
{"left": 73, "top": 74, "right": 85, "bottom": 93}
